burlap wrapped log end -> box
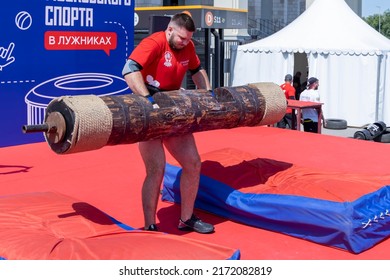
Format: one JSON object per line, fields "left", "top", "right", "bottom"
{"left": 45, "top": 95, "right": 113, "bottom": 154}
{"left": 250, "top": 82, "right": 287, "bottom": 126}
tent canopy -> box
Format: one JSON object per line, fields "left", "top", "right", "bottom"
{"left": 232, "top": 0, "right": 390, "bottom": 127}
{"left": 240, "top": 0, "right": 390, "bottom": 55}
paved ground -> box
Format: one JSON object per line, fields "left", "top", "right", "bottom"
{"left": 320, "top": 124, "right": 390, "bottom": 144}
{"left": 290, "top": 121, "right": 360, "bottom": 138}
{"left": 287, "top": 120, "right": 390, "bottom": 142}
{"left": 321, "top": 126, "right": 359, "bottom": 138}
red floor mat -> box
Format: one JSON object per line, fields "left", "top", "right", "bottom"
{"left": 1, "top": 126, "right": 390, "bottom": 259}
{"left": 0, "top": 192, "right": 239, "bottom": 260}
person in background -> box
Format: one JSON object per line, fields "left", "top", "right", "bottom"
{"left": 299, "top": 77, "right": 320, "bottom": 133}
{"left": 293, "top": 71, "right": 302, "bottom": 100}
{"left": 277, "top": 74, "right": 296, "bottom": 129}
{"left": 121, "top": 12, "right": 214, "bottom": 234}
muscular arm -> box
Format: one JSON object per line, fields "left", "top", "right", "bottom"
{"left": 124, "top": 72, "right": 150, "bottom": 97}
{"left": 191, "top": 69, "right": 212, "bottom": 91}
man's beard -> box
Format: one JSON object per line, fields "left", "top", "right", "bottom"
{"left": 168, "top": 35, "right": 183, "bottom": 50}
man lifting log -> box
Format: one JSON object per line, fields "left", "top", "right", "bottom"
{"left": 22, "top": 13, "right": 286, "bottom": 235}
{"left": 122, "top": 12, "right": 214, "bottom": 234}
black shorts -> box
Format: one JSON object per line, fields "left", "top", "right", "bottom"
{"left": 303, "top": 119, "right": 318, "bottom": 133}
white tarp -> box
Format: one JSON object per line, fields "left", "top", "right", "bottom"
{"left": 232, "top": 0, "right": 390, "bottom": 127}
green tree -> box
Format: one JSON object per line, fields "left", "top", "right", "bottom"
{"left": 364, "top": 10, "right": 390, "bottom": 39}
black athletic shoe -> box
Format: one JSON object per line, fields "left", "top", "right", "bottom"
{"left": 178, "top": 214, "right": 214, "bottom": 234}
{"left": 145, "top": 224, "right": 158, "bottom": 231}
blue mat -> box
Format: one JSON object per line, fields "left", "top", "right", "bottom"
{"left": 163, "top": 163, "right": 390, "bottom": 253}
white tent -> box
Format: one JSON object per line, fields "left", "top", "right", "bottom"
{"left": 232, "top": 0, "right": 390, "bottom": 127}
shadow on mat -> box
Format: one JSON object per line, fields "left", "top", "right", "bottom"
{"left": 160, "top": 157, "right": 294, "bottom": 235}
{"left": 0, "top": 164, "right": 32, "bottom": 175}
{"left": 58, "top": 202, "right": 118, "bottom": 226}
{"left": 200, "top": 158, "right": 293, "bottom": 190}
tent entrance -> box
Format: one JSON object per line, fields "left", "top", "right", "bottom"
{"left": 293, "top": 52, "right": 308, "bottom": 84}
{"left": 293, "top": 52, "right": 309, "bottom": 98}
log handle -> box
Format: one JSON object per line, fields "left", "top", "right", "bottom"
{"left": 21, "top": 112, "right": 66, "bottom": 144}
{"left": 22, "top": 123, "right": 50, "bottom": 133}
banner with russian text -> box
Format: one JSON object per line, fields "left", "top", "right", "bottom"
{"left": 0, "top": 0, "right": 134, "bottom": 147}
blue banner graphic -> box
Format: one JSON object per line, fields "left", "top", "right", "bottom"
{"left": 0, "top": 0, "right": 134, "bottom": 147}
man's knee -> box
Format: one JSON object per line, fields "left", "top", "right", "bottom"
{"left": 182, "top": 156, "right": 201, "bottom": 173}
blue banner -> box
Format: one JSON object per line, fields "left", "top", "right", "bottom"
{"left": 0, "top": 0, "right": 134, "bottom": 147}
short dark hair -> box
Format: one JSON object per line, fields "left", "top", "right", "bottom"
{"left": 307, "top": 77, "right": 319, "bottom": 86}
{"left": 170, "top": 13, "right": 196, "bottom": 32}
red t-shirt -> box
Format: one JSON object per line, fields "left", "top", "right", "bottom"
{"left": 129, "top": 31, "right": 201, "bottom": 91}
{"left": 280, "top": 82, "right": 296, "bottom": 113}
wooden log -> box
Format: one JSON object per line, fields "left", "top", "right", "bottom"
{"left": 26, "top": 82, "right": 286, "bottom": 154}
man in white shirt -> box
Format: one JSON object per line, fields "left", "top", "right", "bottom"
{"left": 299, "top": 77, "right": 320, "bottom": 133}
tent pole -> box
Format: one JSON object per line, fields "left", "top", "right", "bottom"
{"left": 375, "top": 55, "right": 383, "bottom": 121}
